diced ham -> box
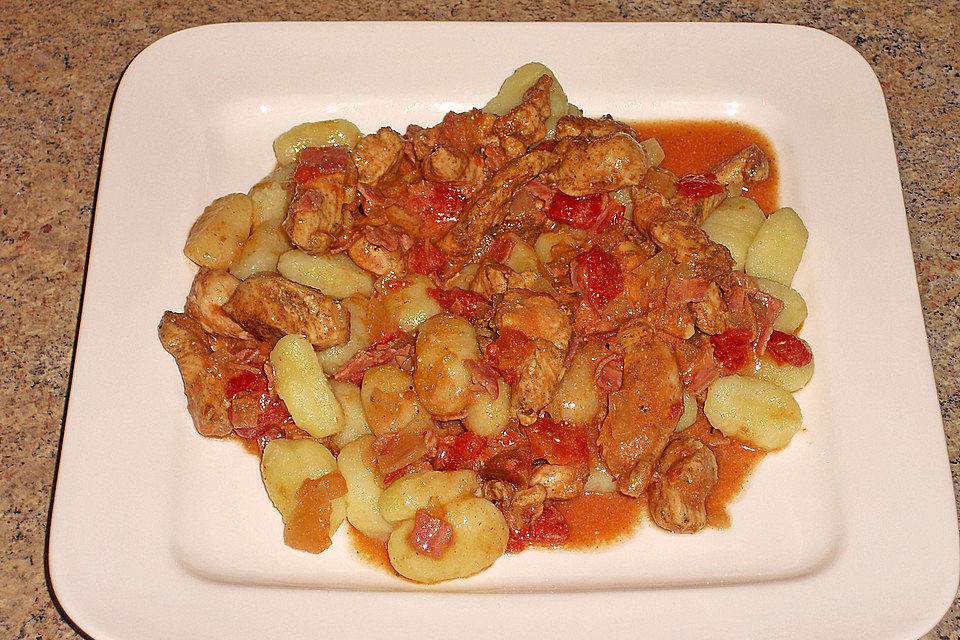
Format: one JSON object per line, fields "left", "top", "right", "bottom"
{"left": 665, "top": 277, "right": 709, "bottom": 306}
{"left": 465, "top": 359, "right": 500, "bottom": 399}
{"left": 364, "top": 224, "right": 402, "bottom": 251}
{"left": 334, "top": 334, "right": 416, "bottom": 385}
{"left": 486, "top": 234, "right": 516, "bottom": 264}
{"left": 299, "top": 146, "right": 350, "bottom": 173}
{"left": 357, "top": 183, "right": 388, "bottom": 208}
{"left": 407, "top": 508, "right": 454, "bottom": 559}
{"left": 291, "top": 189, "right": 324, "bottom": 214}
{"left": 595, "top": 352, "right": 624, "bottom": 393}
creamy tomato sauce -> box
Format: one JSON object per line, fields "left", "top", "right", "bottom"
{"left": 632, "top": 119, "right": 779, "bottom": 213}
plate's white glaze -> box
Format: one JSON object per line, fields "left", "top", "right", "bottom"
{"left": 49, "top": 22, "right": 957, "bottom": 640}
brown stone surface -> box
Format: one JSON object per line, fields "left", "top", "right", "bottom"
{"left": 1, "top": 1, "right": 958, "bottom": 638}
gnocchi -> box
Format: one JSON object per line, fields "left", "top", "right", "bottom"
{"left": 379, "top": 469, "right": 480, "bottom": 523}
{"left": 413, "top": 314, "right": 480, "bottom": 417}
{"left": 700, "top": 196, "right": 766, "bottom": 270}
{"left": 704, "top": 375, "right": 803, "bottom": 449}
{"left": 260, "top": 438, "right": 346, "bottom": 534}
{"left": 278, "top": 250, "right": 375, "bottom": 299}
{"left": 183, "top": 193, "right": 254, "bottom": 269}
{"left": 273, "top": 119, "right": 362, "bottom": 166}
{"left": 337, "top": 435, "right": 393, "bottom": 541}
{"left": 745, "top": 207, "right": 809, "bottom": 286}
{"left": 383, "top": 274, "right": 443, "bottom": 332}
{"left": 270, "top": 334, "right": 344, "bottom": 438}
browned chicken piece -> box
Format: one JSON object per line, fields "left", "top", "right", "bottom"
{"left": 482, "top": 480, "right": 547, "bottom": 531}
{"left": 713, "top": 144, "right": 770, "bottom": 194}
{"left": 438, "top": 109, "right": 499, "bottom": 156}
{"left": 158, "top": 311, "right": 235, "bottom": 437}
{"left": 647, "top": 211, "right": 735, "bottom": 283}
{"left": 422, "top": 146, "right": 469, "bottom": 182}
{"left": 511, "top": 338, "right": 565, "bottom": 426}
{"left": 554, "top": 114, "right": 640, "bottom": 141}
{"left": 353, "top": 127, "right": 405, "bottom": 186}
{"left": 283, "top": 149, "right": 359, "bottom": 255}
{"left": 540, "top": 132, "right": 649, "bottom": 197}
{"left": 347, "top": 236, "right": 405, "bottom": 277}
{"left": 437, "top": 149, "right": 558, "bottom": 272}
{"left": 598, "top": 320, "right": 684, "bottom": 496}
{"left": 469, "top": 263, "right": 542, "bottom": 298}
{"left": 184, "top": 268, "right": 252, "bottom": 339}
{"left": 496, "top": 185, "right": 549, "bottom": 244}
{"left": 222, "top": 273, "right": 350, "bottom": 349}
{"left": 493, "top": 74, "right": 553, "bottom": 156}
{"left": 683, "top": 144, "right": 771, "bottom": 225}
{"left": 530, "top": 463, "right": 586, "bottom": 500}
{"left": 691, "top": 281, "right": 729, "bottom": 335}
{"left": 493, "top": 289, "right": 572, "bottom": 353}
{"left": 648, "top": 436, "right": 718, "bottom": 533}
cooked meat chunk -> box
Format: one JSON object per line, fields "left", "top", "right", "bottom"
{"left": 353, "top": 127, "right": 405, "bottom": 186}
{"left": 540, "top": 133, "right": 649, "bottom": 197}
{"left": 493, "top": 74, "right": 552, "bottom": 154}
{"left": 158, "top": 311, "right": 235, "bottom": 437}
{"left": 493, "top": 289, "right": 572, "bottom": 353}
{"left": 554, "top": 114, "right": 640, "bottom": 141}
{"left": 223, "top": 273, "right": 350, "bottom": 348}
{"left": 422, "top": 146, "right": 469, "bottom": 183}
{"left": 469, "top": 263, "right": 541, "bottom": 297}
{"left": 647, "top": 210, "right": 735, "bottom": 282}
{"left": 482, "top": 480, "right": 547, "bottom": 531}
{"left": 648, "top": 436, "right": 718, "bottom": 533}
{"left": 530, "top": 463, "right": 585, "bottom": 499}
{"left": 713, "top": 144, "right": 770, "bottom": 194}
{"left": 283, "top": 147, "right": 359, "bottom": 254}
{"left": 691, "top": 281, "right": 729, "bottom": 335}
{"left": 438, "top": 149, "right": 558, "bottom": 272}
{"left": 347, "top": 236, "right": 404, "bottom": 277}
{"left": 184, "top": 268, "right": 251, "bottom": 339}
{"left": 438, "top": 109, "right": 498, "bottom": 156}
{"left": 598, "top": 320, "right": 683, "bottom": 496}
{"left": 511, "top": 338, "right": 565, "bottom": 425}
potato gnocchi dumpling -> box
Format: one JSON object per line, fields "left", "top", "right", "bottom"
{"left": 413, "top": 314, "right": 480, "bottom": 417}
{"left": 260, "top": 438, "right": 346, "bottom": 534}
{"left": 383, "top": 274, "right": 443, "bottom": 333}
{"left": 464, "top": 380, "right": 511, "bottom": 437}
{"left": 184, "top": 193, "right": 254, "bottom": 269}
{"left": 753, "top": 276, "right": 808, "bottom": 333}
{"left": 248, "top": 164, "right": 294, "bottom": 227}
{"left": 337, "top": 435, "right": 393, "bottom": 541}
{"left": 329, "top": 380, "right": 372, "bottom": 449}
{"left": 361, "top": 364, "right": 433, "bottom": 436}
{"left": 704, "top": 375, "right": 803, "bottom": 450}
{"left": 278, "top": 250, "right": 374, "bottom": 299}
{"left": 270, "top": 334, "right": 344, "bottom": 438}
{"left": 700, "top": 196, "right": 766, "bottom": 270}
{"left": 273, "top": 119, "right": 362, "bottom": 166}
{"left": 745, "top": 207, "right": 809, "bottom": 286}
{"left": 230, "top": 219, "right": 293, "bottom": 280}
{"left": 483, "top": 61, "right": 575, "bottom": 136}
{"left": 379, "top": 469, "right": 480, "bottom": 523}
{"left": 752, "top": 347, "right": 815, "bottom": 392}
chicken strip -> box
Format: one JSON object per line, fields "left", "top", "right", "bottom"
{"left": 158, "top": 311, "right": 235, "bottom": 437}
{"left": 438, "top": 149, "right": 558, "bottom": 272}
{"left": 598, "top": 320, "right": 683, "bottom": 496}
{"left": 540, "top": 132, "right": 649, "bottom": 197}
{"left": 648, "top": 436, "right": 718, "bottom": 533}
{"left": 223, "top": 273, "right": 350, "bottom": 348}
{"left": 183, "top": 268, "right": 252, "bottom": 339}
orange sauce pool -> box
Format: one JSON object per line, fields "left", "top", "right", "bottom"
{"left": 632, "top": 120, "right": 779, "bottom": 214}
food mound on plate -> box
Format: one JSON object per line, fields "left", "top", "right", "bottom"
{"left": 159, "top": 63, "right": 813, "bottom": 584}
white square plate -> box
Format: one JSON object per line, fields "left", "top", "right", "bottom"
{"left": 50, "top": 22, "right": 958, "bottom": 639}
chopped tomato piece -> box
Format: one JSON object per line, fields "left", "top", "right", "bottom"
{"left": 523, "top": 418, "right": 589, "bottom": 467}
{"left": 407, "top": 239, "right": 446, "bottom": 277}
{"left": 484, "top": 328, "right": 535, "bottom": 385}
{"left": 225, "top": 370, "right": 267, "bottom": 398}
{"left": 427, "top": 288, "right": 491, "bottom": 322}
{"left": 676, "top": 173, "right": 724, "bottom": 200}
{"left": 570, "top": 247, "right": 623, "bottom": 309}
{"left": 434, "top": 432, "right": 488, "bottom": 470}
{"left": 546, "top": 192, "right": 604, "bottom": 229}
{"left": 709, "top": 328, "right": 754, "bottom": 372}
{"left": 408, "top": 182, "right": 465, "bottom": 236}
{"left": 507, "top": 504, "right": 570, "bottom": 552}
{"left": 766, "top": 331, "right": 813, "bottom": 367}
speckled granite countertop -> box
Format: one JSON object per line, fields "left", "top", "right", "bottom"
{"left": 2, "top": 1, "right": 958, "bottom": 638}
